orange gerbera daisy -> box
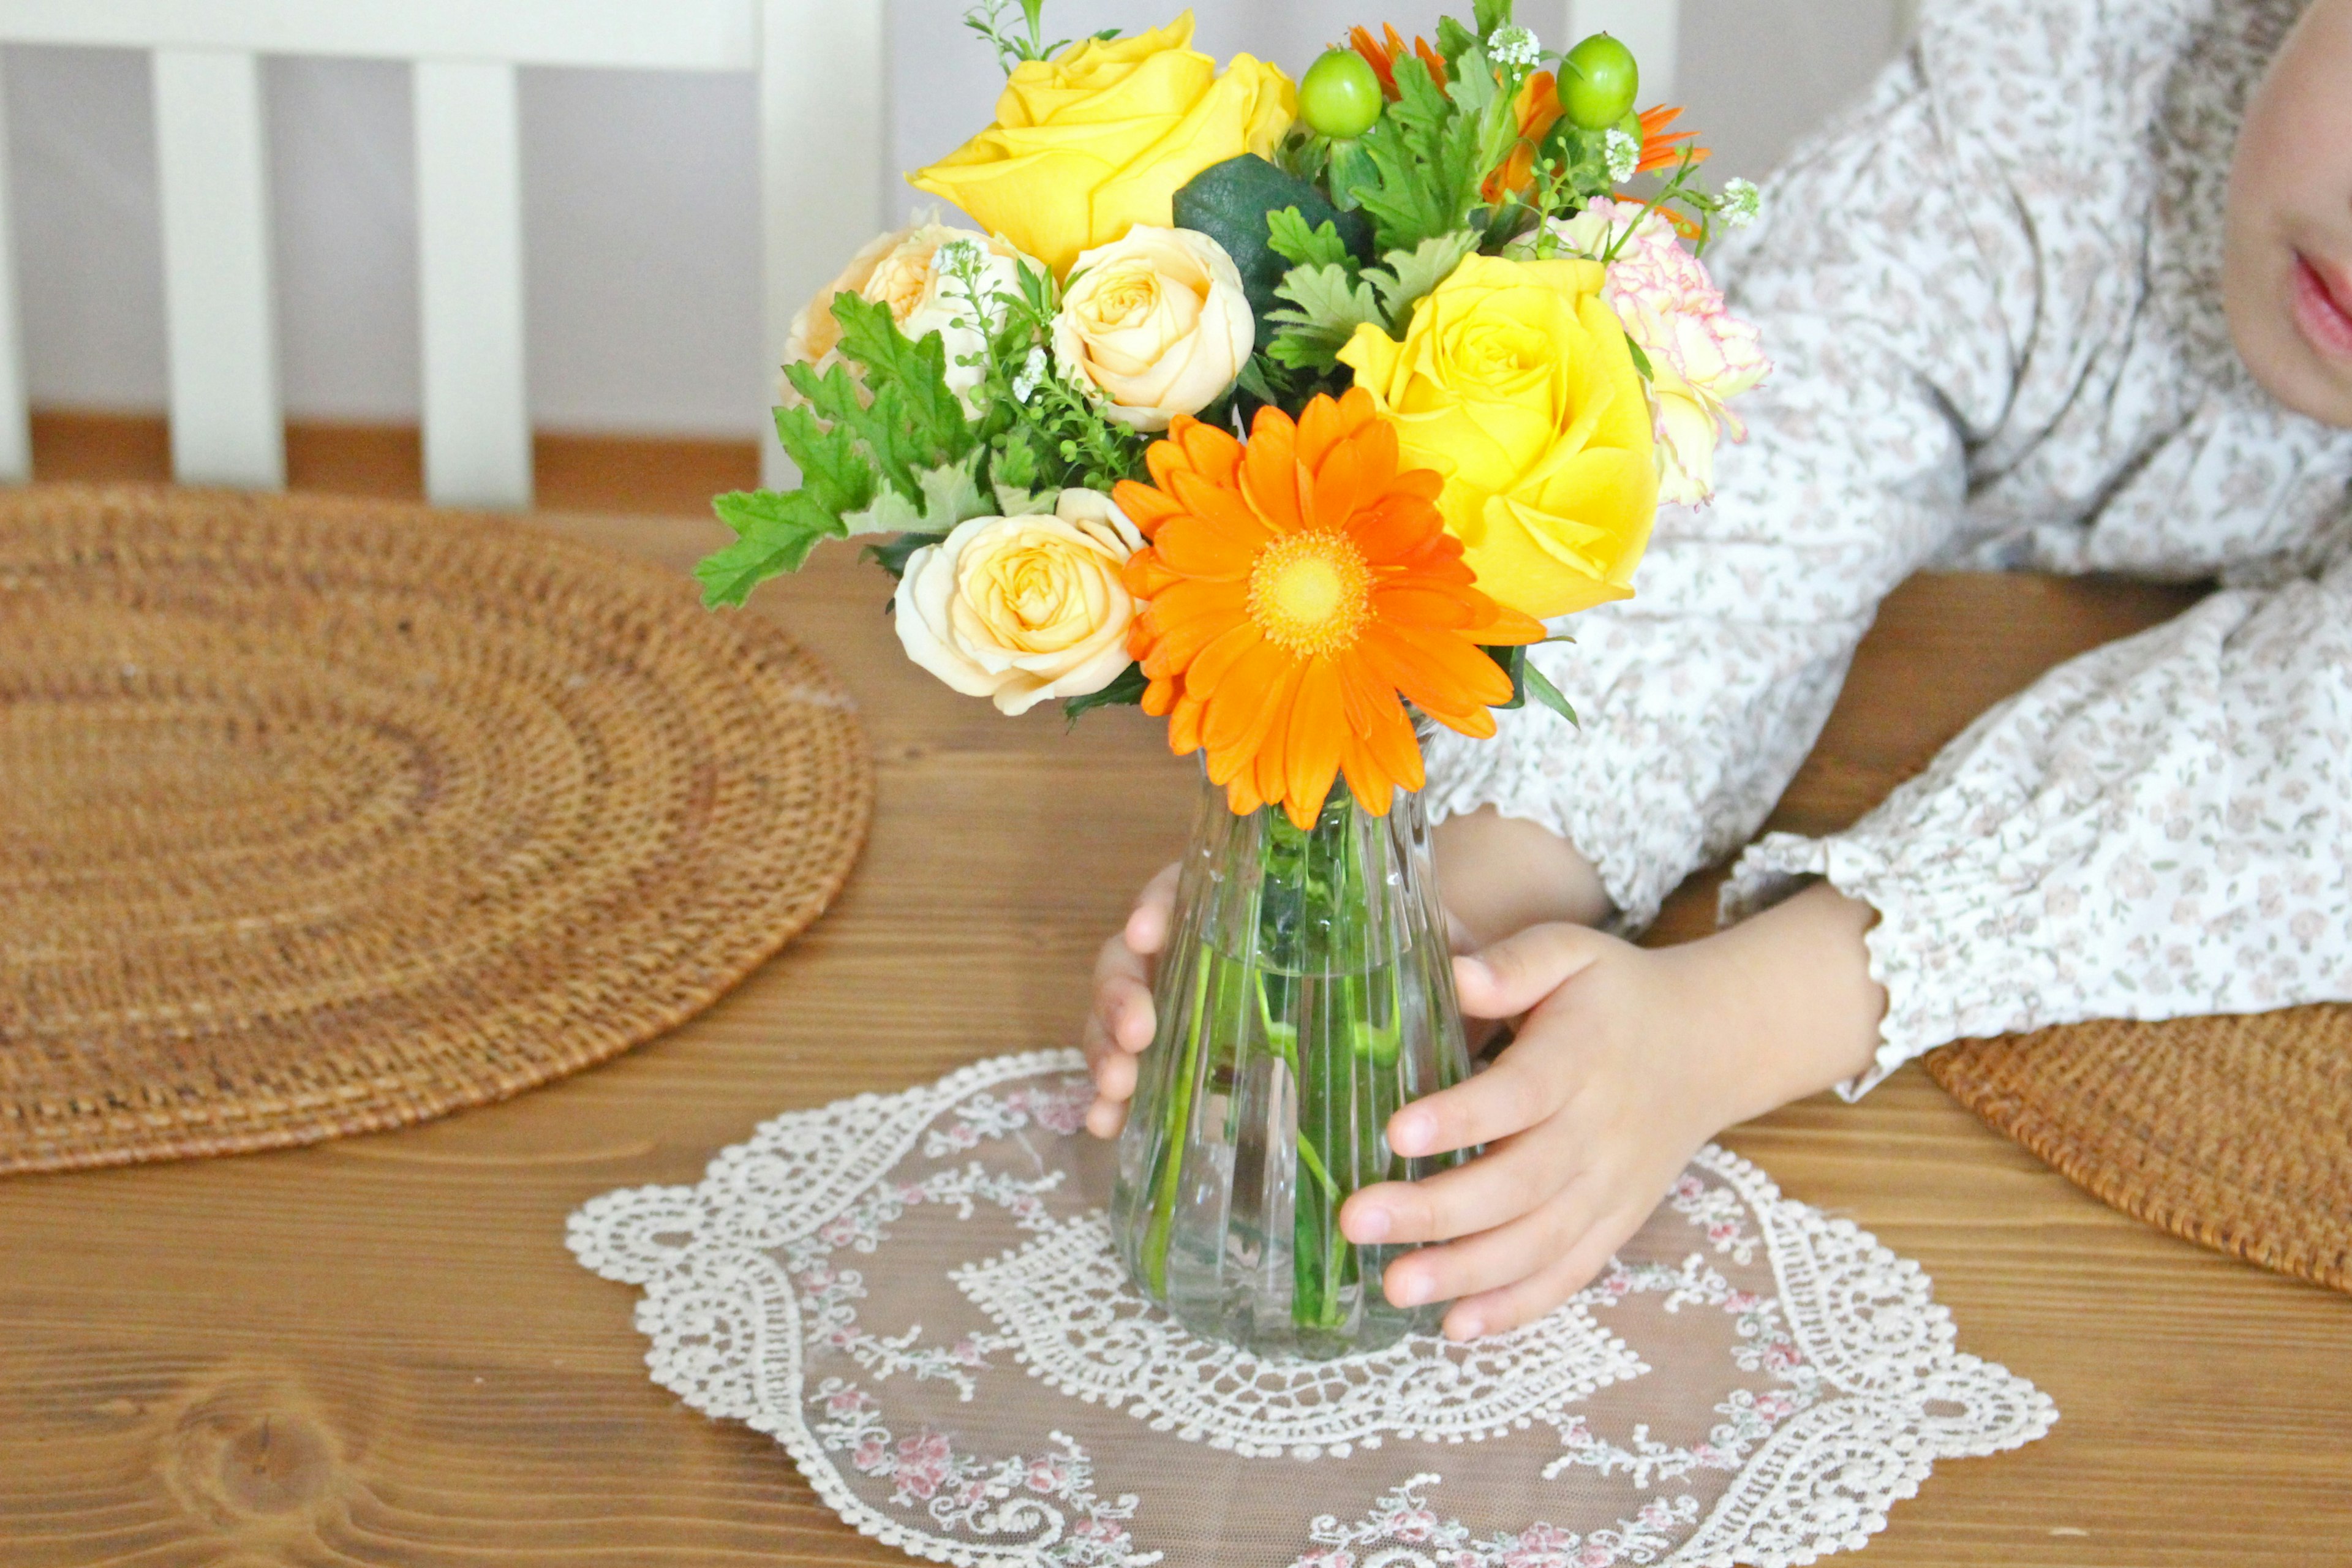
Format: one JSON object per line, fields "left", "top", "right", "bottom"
{"left": 1114, "top": 388, "right": 1545, "bottom": 829}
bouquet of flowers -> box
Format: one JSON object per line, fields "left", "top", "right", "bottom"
{"left": 703, "top": 0, "right": 1766, "bottom": 1358}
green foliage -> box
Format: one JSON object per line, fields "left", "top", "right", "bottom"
{"left": 840, "top": 451, "right": 990, "bottom": 537}
{"left": 862, "top": 529, "right": 948, "bottom": 579}
{"left": 1265, "top": 264, "right": 1384, "bottom": 369}
{"left": 962, "top": 0, "right": 1115, "bottom": 71}
{"left": 698, "top": 288, "right": 978, "bottom": 608}
{"left": 1368, "top": 231, "right": 1480, "bottom": 331}
{"left": 1265, "top": 231, "right": 1481, "bottom": 371}
{"left": 1472, "top": 0, "right": 1515, "bottom": 39}
{"left": 698, "top": 489, "right": 847, "bottom": 607}
{"left": 1521, "top": 659, "right": 1579, "bottom": 725}
{"left": 1265, "top": 208, "right": 1355, "bottom": 270}
{"left": 1172, "top": 155, "right": 1371, "bottom": 341}
{"left": 1345, "top": 50, "right": 1522, "bottom": 258}
{"left": 1061, "top": 662, "right": 1150, "bottom": 725}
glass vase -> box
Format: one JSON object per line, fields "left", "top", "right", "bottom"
{"left": 1110, "top": 769, "right": 1472, "bottom": 1360}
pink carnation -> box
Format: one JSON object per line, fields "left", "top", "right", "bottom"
{"left": 1551, "top": 198, "right": 1771, "bottom": 505}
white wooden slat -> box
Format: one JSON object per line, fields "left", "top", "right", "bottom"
{"left": 1564, "top": 0, "right": 1681, "bottom": 107}
{"left": 758, "top": 0, "right": 886, "bottom": 488}
{"left": 0, "top": 0, "right": 756, "bottom": 72}
{"left": 415, "top": 59, "right": 530, "bottom": 508}
{"left": 0, "top": 53, "right": 29, "bottom": 483}
{"left": 154, "top": 48, "right": 282, "bottom": 489}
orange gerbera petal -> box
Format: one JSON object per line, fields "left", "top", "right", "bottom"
{"left": 1635, "top": 105, "right": 1710, "bottom": 176}
{"left": 1119, "top": 391, "right": 1545, "bottom": 825}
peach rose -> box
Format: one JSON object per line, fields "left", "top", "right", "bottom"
{"left": 783, "top": 221, "right": 1032, "bottom": 412}
{"left": 893, "top": 489, "right": 1144, "bottom": 715}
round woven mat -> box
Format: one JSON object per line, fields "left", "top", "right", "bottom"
{"left": 0, "top": 484, "right": 872, "bottom": 1175}
{"left": 1927, "top": 1008, "right": 2352, "bottom": 1294}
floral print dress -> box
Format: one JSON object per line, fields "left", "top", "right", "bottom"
{"left": 1420, "top": 0, "right": 2352, "bottom": 1093}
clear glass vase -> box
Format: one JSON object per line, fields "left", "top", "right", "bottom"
{"left": 1110, "top": 769, "right": 1472, "bottom": 1360}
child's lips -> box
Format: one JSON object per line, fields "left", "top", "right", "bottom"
{"left": 2291, "top": 252, "right": 2352, "bottom": 362}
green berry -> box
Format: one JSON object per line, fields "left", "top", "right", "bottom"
{"left": 1299, "top": 48, "right": 1382, "bottom": 140}
{"left": 1561, "top": 33, "right": 1639, "bottom": 130}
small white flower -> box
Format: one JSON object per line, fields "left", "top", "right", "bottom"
{"left": 1485, "top": 25, "right": 1541, "bottom": 69}
{"left": 1011, "top": 347, "right": 1050, "bottom": 403}
{"left": 1604, "top": 128, "right": 1640, "bottom": 184}
{"left": 933, "top": 236, "right": 984, "bottom": 276}
{"left": 1722, "top": 177, "right": 1762, "bottom": 228}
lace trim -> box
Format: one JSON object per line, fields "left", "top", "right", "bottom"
{"left": 954, "top": 1212, "right": 1648, "bottom": 1460}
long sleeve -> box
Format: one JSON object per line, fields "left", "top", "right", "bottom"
{"left": 1423, "top": 45, "right": 2021, "bottom": 929}
{"left": 1727, "top": 543, "right": 2352, "bottom": 1095}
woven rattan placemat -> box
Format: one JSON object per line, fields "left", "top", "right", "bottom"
{"left": 0, "top": 484, "right": 872, "bottom": 1174}
{"left": 1928, "top": 1008, "right": 2352, "bottom": 1294}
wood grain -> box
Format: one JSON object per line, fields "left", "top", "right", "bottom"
{"left": 3, "top": 417, "right": 2346, "bottom": 1566}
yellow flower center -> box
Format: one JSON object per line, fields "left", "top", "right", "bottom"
{"left": 1248, "top": 529, "right": 1372, "bottom": 656}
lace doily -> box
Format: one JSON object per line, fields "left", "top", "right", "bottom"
{"left": 568, "top": 1051, "right": 2055, "bottom": 1567}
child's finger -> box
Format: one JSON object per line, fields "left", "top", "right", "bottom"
{"left": 1123, "top": 862, "right": 1180, "bottom": 956}
{"left": 1438, "top": 1202, "right": 1642, "bottom": 1340}
{"left": 1340, "top": 1129, "right": 1585, "bottom": 1247}
{"left": 1093, "top": 970, "right": 1155, "bottom": 1053}
{"left": 1382, "top": 1039, "right": 1567, "bottom": 1159}
{"left": 1360, "top": 1170, "right": 1601, "bottom": 1306}
{"left": 1084, "top": 1093, "right": 1128, "bottom": 1139}
{"left": 1453, "top": 923, "right": 1607, "bottom": 1020}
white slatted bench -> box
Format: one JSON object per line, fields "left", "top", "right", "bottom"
{"left": 0, "top": 0, "right": 886, "bottom": 504}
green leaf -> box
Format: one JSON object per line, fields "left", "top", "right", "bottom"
{"left": 1483, "top": 643, "right": 1527, "bottom": 710}
{"left": 1433, "top": 15, "right": 1479, "bottom": 69}
{"left": 1472, "top": 0, "right": 1515, "bottom": 39}
{"left": 1349, "top": 55, "right": 1493, "bottom": 255}
{"left": 1366, "top": 232, "right": 1479, "bottom": 333}
{"left": 861, "top": 530, "right": 947, "bottom": 579}
{"left": 1171, "top": 154, "right": 1373, "bottom": 341}
{"left": 1624, "top": 335, "right": 1654, "bottom": 380}
{"left": 831, "top": 293, "right": 973, "bottom": 463}
{"left": 1267, "top": 262, "right": 1385, "bottom": 369}
{"left": 1234, "top": 356, "right": 1281, "bottom": 404}
{"left": 1521, "top": 659, "right": 1580, "bottom": 726}
{"left": 1265, "top": 207, "right": 1354, "bottom": 269}
{"left": 773, "top": 374, "right": 880, "bottom": 516}
{"left": 698, "top": 489, "right": 845, "bottom": 606}
{"left": 1061, "top": 662, "right": 1149, "bottom": 725}
{"left": 992, "top": 480, "right": 1061, "bottom": 517}
{"left": 841, "top": 451, "right": 990, "bottom": 537}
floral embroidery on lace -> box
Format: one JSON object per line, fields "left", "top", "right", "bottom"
{"left": 567, "top": 1052, "right": 2055, "bottom": 1568}
{"left": 1292, "top": 1474, "right": 1700, "bottom": 1568}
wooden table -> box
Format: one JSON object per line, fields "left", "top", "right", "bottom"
{"left": 4, "top": 491, "right": 2349, "bottom": 1566}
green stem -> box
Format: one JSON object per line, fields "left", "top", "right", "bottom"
{"left": 1142, "top": 952, "right": 1212, "bottom": 1297}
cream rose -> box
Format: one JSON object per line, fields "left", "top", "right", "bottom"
{"left": 783, "top": 220, "right": 1032, "bottom": 413}
{"left": 893, "top": 489, "right": 1144, "bottom": 715}
{"left": 1052, "top": 226, "right": 1251, "bottom": 431}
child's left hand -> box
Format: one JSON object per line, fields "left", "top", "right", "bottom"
{"left": 1341, "top": 886, "right": 1885, "bottom": 1340}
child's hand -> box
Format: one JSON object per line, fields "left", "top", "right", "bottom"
{"left": 1342, "top": 886, "right": 1887, "bottom": 1340}
{"left": 1338, "top": 925, "right": 1736, "bottom": 1340}
{"left": 1081, "top": 863, "right": 1176, "bottom": 1138}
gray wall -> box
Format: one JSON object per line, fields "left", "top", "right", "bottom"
{"left": 4, "top": 1, "right": 1909, "bottom": 439}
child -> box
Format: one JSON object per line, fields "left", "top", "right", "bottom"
{"left": 1084, "top": 0, "right": 2352, "bottom": 1340}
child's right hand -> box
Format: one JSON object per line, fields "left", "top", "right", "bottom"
{"left": 1080, "top": 862, "right": 1178, "bottom": 1138}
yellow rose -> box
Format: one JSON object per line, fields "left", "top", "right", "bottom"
{"left": 908, "top": 12, "right": 1295, "bottom": 277}
{"left": 1053, "top": 226, "right": 1253, "bottom": 430}
{"left": 1336, "top": 255, "right": 1659, "bottom": 622}
{"left": 893, "top": 489, "right": 1144, "bottom": 715}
